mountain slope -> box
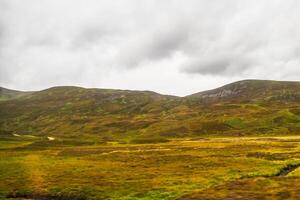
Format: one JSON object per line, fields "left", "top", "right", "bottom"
{"left": 187, "top": 80, "right": 300, "bottom": 103}
{"left": 0, "top": 80, "right": 299, "bottom": 141}
{"left": 0, "top": 86, "right": 181, "bottom": 139}
{"left": 0, "top": 87, "right": 33, "bottom": 101}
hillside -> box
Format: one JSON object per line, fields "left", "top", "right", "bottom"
{"left": 0, "top": 80, "right": 299, "bottom": 142}
{"left": 0, "top": 86, "right": 180, "bottom": 140}
{"left": 188, "top": 79, "right": 300, "bottom": 103}
{"left": 0, "top": 87, "right": 33, "bottom": 101}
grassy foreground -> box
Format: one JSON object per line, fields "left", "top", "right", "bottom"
{"left": 1, "top": 136, "right": 300, "bottom": 199}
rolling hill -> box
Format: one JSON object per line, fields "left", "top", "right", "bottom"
{"left": 0, "top": 80, "right": 299, "bottom": 142}
{"left": 188, "top": 79, "right": 300, "bottom": 103}
{"left": 0, "top": 87, "right": 33, "bottom": 101}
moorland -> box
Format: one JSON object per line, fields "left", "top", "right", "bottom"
{"left": 0, "top": 79, "right": 299, "bottom": 199}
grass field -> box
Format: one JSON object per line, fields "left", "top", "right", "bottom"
{"left": 1, "top": 136, "right": 300, "bottom": 200}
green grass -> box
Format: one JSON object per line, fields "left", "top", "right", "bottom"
{"left": 1, "top": 136, "right": 300, "bottom": 199}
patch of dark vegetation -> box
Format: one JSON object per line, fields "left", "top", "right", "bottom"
{"left": 280, "top": 138, "right": 300, "bottom": 143}
{"left": 176, "top": 176, "right": 300, "bottom": 200}
{"left": 158, "top": 126, "right": 189, "bottom": 137}
{"left": 0, "top": 136, "right": 24, "bottom": 142}
{"left": 14, "top": 139, "right": 96, "bottom": 150}
{"left": 57, "top": 148, "right": 112, "bottom": 157}
{"left": 69, "top": 118, "right": 92, "bottom": 124}
{"left": 251, "top": 137, "right": 281, "bottom": 141}
{"left": 275, "top": 163, "right": 300, "bottom": 177}
{"left": 247, "top": 151, "right": 300, "bottom": 161}
{"left": 270, "top": 93, "right": 300, "bottom": 102}
{"left": 289, "top": 108, "right": 300, "bottom": 115}
{"left": 6, "top": 191, "right": 88, "bottom": 200}
{"left": 273, "top": 116, "right": 300, "bottom": 124}
{"left": 242, "top": 163, "right": 300, "bottom": 178}
{"left": 252, "top": 137, "right": 300, "bottom": 143}
{"left": 276, "top": 191, "right": 292, "bottom": 199}
{"left": 130, "top": 137, "right": 170, "bottom": 144}
{"left": 187, "top": 137, "right": 210, "bottom": 141}
{"left": 201, "top": 121, "right": 231, "bottom": 132}
{"left": 253, "top": 127, "right": 272, "bottom": 133}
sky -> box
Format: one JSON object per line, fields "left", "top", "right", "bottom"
{"left": 0, "top": 0, "right": 299, "bottom": 96}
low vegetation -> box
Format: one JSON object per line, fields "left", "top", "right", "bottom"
{"left": 1, "top": 136, "right": 300, "bottom": 199}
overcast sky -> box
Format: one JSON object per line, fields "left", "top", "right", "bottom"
{"left": 0, "top": 0, "right": 299, "bottom": 96}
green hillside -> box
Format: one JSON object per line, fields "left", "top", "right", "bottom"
{"left": 0, "top": 80, "right": 299, "bottom": 142}
{"left": 0, "top": 87, "right": 33, "bottom": 101}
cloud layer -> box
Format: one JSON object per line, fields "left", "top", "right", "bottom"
{"left": 0, "top": 0, "right": 299, "bottom": 95}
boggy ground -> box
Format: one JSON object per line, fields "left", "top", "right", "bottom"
{"left": 1, "top": 136, "right": 300, "bottom": 200}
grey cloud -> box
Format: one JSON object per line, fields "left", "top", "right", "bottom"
{"left": 70, "top": 26, "right": 118, "bottom": 50}
{"left": 144, "top": 27, "right": 189, "bottom": 60}
{"left": 183, "top": 53, "right": 256, "bottom": 75}
{"left": 117, "top": 24, "right": 189, "bottom": 67}
{"left": 0, "top": 0, "right": 299, "bottom": 94}
{"left": 180, "top": 0, "right": 300, "bottom": 76}
{"left": 23, "top": 35, "right": 61, "bottom": 48}
{"left": 0, "top": 1, "right": 8, "bottom": 82}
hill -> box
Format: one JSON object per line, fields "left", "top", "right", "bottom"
{"left": 187, "top": 79, "right": 300, "bottom": 103}
{"left": 0, "top": 87, "right": 33, "bottom": 101}
{"left": 0, "top": 86, "right": 180, "bottom": 140}
{"left": 0, "top": 80, "right": 299, "bottom": 142}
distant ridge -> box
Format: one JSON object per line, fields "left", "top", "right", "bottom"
{"left": 0, "top": 79, "right": 299, "bottom": 139}
{"left": 187, "top": 79, "right": 300, "bottom": 102}
{"left": 1, "top": 79, "right": 299, "bottom": 100}
{"left": 0, "top": 87, "right": 33, "bottom": 101}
